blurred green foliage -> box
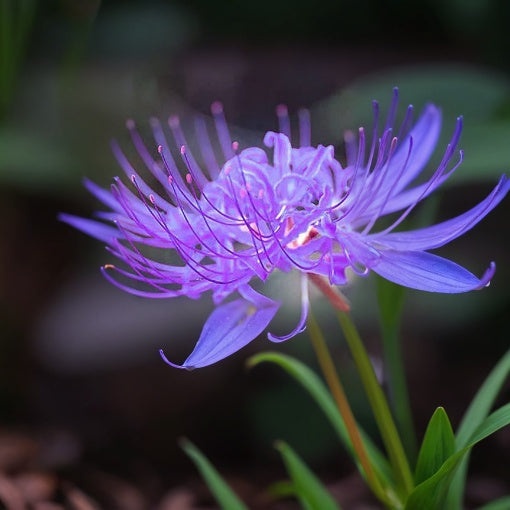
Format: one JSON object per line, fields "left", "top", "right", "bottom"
{"left": 1, "top": 0, "right": 509, "bottom": 197}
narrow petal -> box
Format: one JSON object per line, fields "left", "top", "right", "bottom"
{"left": 59, "top": 214, "right": 120, "bottom": 243}
{"left": 346, "top": 238, "right": 496, "bottom": 293}
{"left": 160, "top": 286, "right": 280, "bottom": 369}
{"left": 83, "top": 178, "right": 121, "bottom": 211}
{"left": 371, "top": 175, "right": 510, "bottom": 251}
{"left": 389, "top": 104, "right": 442, "bottom": 195}
{"left": 268, "top": 272, "right": 309, "bottom": 342}
{"left": 264, "top": 131, "right": 292, "bottom": 175}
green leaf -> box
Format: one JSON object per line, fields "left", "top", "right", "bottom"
{"left": 451, "top": 121, "right": 510, "bottom": 184}
{"left": 314, "top": 65, "right": 509, "bottom": 130}
{"left": 467, "top": 402, "right": 510, "bottom": 445}
{"left": 275, "top": 441, "right": 341, "bottom": 510}
{"left": 266, "top": 480, "right": 295, "bottom": 499}
{"left": 180, "top": 439, "right": 248, "bottom": 510}
{"left": 0, "top": 128, "right": 75, "bottom": 193}
{"left": 247, "top": 352, "right": 393, "bottom": 487}
{"left": 414, "top": 408, "right": 455, "bottom": 485}
{"left": 476, "top": 496, "right": 510, "bottom": 510}
{"left": 446, "top": 349, "right": 510, "bottom": 509}
{"left": 455, "top": 350, "right": 510, "bottom": 447}
{"left": 405, "top": 451, "right": 465, "bottom": 510}
{"left": 405, "top": 403, "right": 510, "bottom": 510}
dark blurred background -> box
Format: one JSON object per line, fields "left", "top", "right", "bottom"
{"left": 0, "top": 0, "right": 509, "bottom": 508}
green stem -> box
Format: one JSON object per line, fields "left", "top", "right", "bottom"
{"left": 381, "top": 319, "right": 417, "bottom": 464}
{"left": 376, "top": 277, "right": 417, "bottom": 464}
{"left": 307, "top": 311, "right": 392, "bottom": 506}
{"left": 336, "top": 311, "right": 414, "bottom": 496}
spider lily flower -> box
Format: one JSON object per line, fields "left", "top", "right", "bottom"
{"left": 60, "top": 90, "right": 509, "bottom": 369}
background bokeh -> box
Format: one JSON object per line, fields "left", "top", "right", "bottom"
{"left": 0, "top": 0, "right": 509, "bottom": 508}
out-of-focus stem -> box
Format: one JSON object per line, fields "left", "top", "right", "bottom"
{"left": 336, "top": 310, "right": 414, "bottom": 496}
{"left": 307, "top": 311, "right": 392, "bottom": 506}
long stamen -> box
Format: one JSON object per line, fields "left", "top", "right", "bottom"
{"left": 355, "top": 136, "right": 400, "bottom": 228}
{"left": 159, "top": 146, "right": 245, "bottom": 226}
{"left": 362, "top": 136, "right": 414, "bottom": 235}
{"left": 128, "top": 174, "right": 247, "bottom": 283}
{"left": 100, "top": 266, "right": 184, "bottom": 298}
{"left": 376, "top": 117, "right": 464, "bottom": 236}
{"left": 378, "top": 150, "right": 464, "bottom": 237}
{"left": 342, "top": 132, "right": 396, "bottom": 223}
{"left": 326, "top": 127, "right": 366, "bottom": 214}
{"left": 224, "top": 163, "right": 273, "bottom": 270}
{"left": 109, "top": 223, "right": 195, "bottom": 293}
{"left": 397, "top": 104, "right": 414, "bottom": 140}
{"left": 150, "top": 117, "right": 189, "bottom": 193}
{"left": 178, "top": 148, "right": 264, "bottom": 264}
{"left": 111, "top": 141, "right": 171, "bottom": 209}
{"left": 255, "top": 203, "right": 325, "bottom": 272}
{"left": 169, "top": 116, "right": 208, "bottom": 188}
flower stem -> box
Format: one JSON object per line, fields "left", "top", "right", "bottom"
{"left": 336, "top": 310, "right": 414, "bottom": 496}
{"left": 376, "top": 277, "right": 417, "bottom": 463}
{"left": 307, "top": 310, "right": 391, "bottom": 505}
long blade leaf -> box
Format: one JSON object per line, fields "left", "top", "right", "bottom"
{"left": 181, "top": 439, "right": 248, "bottom": 510}
{"left": 247, "top": 351, "right": 393, "bottom": 486}
{"left": 414, "top": 407, "right": 455, "bottom": 485}
{"left": 446, "top": 349, "right": 510, "bottom": 509}
{"left": 276, "top": 440, "right": 341, "bottom": 510}
{"left": 476, "top": 496, "right": 510, "bottom": 510}
{"left": 405, "top": 403, "right": 510, "bottom": 510}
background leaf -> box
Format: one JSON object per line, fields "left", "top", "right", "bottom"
{"left": 180, "top": 439, "right": 248, "bottom": 510}
{"left": 446, "top": 349, "right": 510, "bottom": 509}
{"left": 476, "top": 496, "right": 510, "bottom": 510}
{"left": 275, "top": 440, "right": 341, "bottom": 510}
{"left": 248, "top": 351, "right": 394, "bottom": 487}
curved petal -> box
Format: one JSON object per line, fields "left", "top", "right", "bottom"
{"left": 160, "top": 286, "right": 280, "bottom": 369}
{"left": 84, "top": 178, "right": 121, "bottom": 211}
{"left": 268, "top": 272, "right": 309, "bottom": 342}
{"left": 371, "top": 174, "right": 510, "bottom": 251}
{"left": 348, "top": 239, "right": 496, "bottom": 293}
{"left": 264, "top": 131, "right": 292, "bottom": 175}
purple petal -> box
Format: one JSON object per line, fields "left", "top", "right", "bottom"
{"left": 264, "top": 131, "right": 292, "bottom": 175}
{"left": 389, "top": 104, "right": 442, "bottom": 194}
{"left": 160, "top": 286, "right": 280, "bottom": 369}
{"left": 83, "top": 178, "right": 122, "bottom": 212}
{"left": 59, "top": 214, "right": 120, "bottom": 243}
{"left": 268, "top": 272, "right": 309, "bottom": 342}
{"left": 371, "top": 175, "right": 510, "bottom": 251}
{"left": 345, "top": 237, "right": 496, "bottom": 293}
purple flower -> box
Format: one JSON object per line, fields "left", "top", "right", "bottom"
{"left": 61, "top": 90, "right": 509, "bottom": 369}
